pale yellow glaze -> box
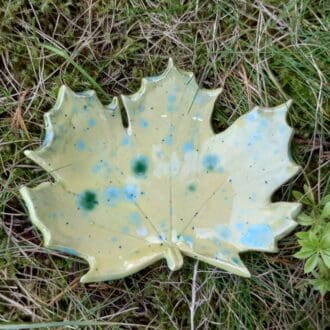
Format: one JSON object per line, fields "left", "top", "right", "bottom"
{"left": 20, "top": 59, "right": 301, "bottom": 282}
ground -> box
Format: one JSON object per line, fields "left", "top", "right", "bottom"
{"left": 0, "top": 1, "right": 329, "bottom": 329}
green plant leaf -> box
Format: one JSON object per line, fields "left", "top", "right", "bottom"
{"left": 304, "top": 254, "right": 319, "bottom": 273}
{"left": 294, "top": 248, "right": 315, "bottom": 259}
{"left": 308, "top": 231, "right": 319, "bottom": 248}
{"left": 321, "top": 194, "right": 330, "bottom": 206}
{"left": 296, "top": 231, "right": 309, "bottom": 240}
{"left": 296, "top": 213, "right": 314, "bottom": 226}
{"left": 320, "top": 223, "right": 330, "bottom": 248}
{"left": 292, "top": 190, "right": 313, "bottom": 206}
{"left": 320, "top": 252, "right": 330, "bottom": 268}
{"left": 321, "top": 202, "right": 330, "bottom": 220}
{"left": 303, "top": 184, "right": 315, "bottom": 204}
{"left": 292, "top": 190, "right": 304, "bottom": 201}
{"left": 309, "top": 278, "right": 330, "bottom": 295}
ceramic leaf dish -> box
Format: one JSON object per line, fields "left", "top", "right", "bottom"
{"left": 20, "top": 59, "right": 301, "bottom": 282}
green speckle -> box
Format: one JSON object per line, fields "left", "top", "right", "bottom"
{"left": 187, "top": 183, "right": 196, "bottom": 192}
{"left": 231, "top": 256, "right": 240, "bottom": 265}
{"left": 132, "top": 155, "right": 148, "bottom": 177}
{"left": 78, "top": 190, "right": 98, "bottom": 211}
{"left": 203, "top": 154, "right": 219, "bottom": 171}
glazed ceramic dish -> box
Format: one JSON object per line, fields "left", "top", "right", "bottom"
{"left": 20, "top": 59, "right": 301, "bottom": 282}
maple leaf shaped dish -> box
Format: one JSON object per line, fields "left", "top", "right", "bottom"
{"left": 20, "top": 59, "right": 301, "bottom": 282}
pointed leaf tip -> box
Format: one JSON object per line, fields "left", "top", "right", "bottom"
{"left": 285, "top": 99, "right": 293, "bottom": 109}
{"left": 167, "top": 57, "right": 174, "bottom": 68}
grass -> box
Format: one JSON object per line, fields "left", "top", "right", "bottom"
{"left": 0, "top": 0, "right": 329, "bottom": 328}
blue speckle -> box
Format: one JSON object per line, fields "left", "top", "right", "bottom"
{"left": 202, "top": 154, "right": 219, "bottom": 171}
{"left": 140, "top": 118, "right": 148, "bottom": 128}
{"left": 122, "top": 135, "right": 131, "bottom": 146}
{"left": 92, "top": 163, "right": 102, "bottom": 173}
{"left": 136, "top": 226, "right": 148, "bottom": 237}
{"left": 231, "top": 256, "right": 241, "bottom": 264}
{"left": 160, "top": 221, "right": 167, "bottom": 230}
{"left": 246, "top": 111, "right": 258, "bottom": 122}
{"left": 193, "top": 112, "right": 202, "bottom": 121}
{"left": 246, "top": 115, "right": 269, "bottom": 147}
{"left": 130, "top": 212, "right": 142, "bottom": 225}
{"left": 43, "top": 129, "right": 54, "bottom": 146}
{"left": 156, "top": 150, "right": 164, "bottom": 159}
{"left": 180, "top": 235, "right": 193, "bottom": 248}
{"left": 163, "top": 125, "right": 175, "bottom": 145}
{"left": 158, "top": 233, "right": 166, "bottom": 241}
{"left": 260, "top": 118, "right": 268, "bottom": 127}
{"left": 104, "top": 186, "right": 120, "bottom": 206}
{"left": 240, "top": 224, "right": 273, "bottom": 248}
{"left": 138, "top": 105, "right": 145, "bottom": 113}
{"left": 111, "top": 236, "right": 118, "bottom": 243}
{"left": 169, "top": 207, "right": 173, "bottom": 216}
{"left": 236, "top": 222, "right": 245, "bottom": 231}
{"left": 216, "top": 226, "right": 231, "bottom": 239}
{"left": 124, "top": 184, "right": 140, "bottom": 202}
{"left": 59, "top": 247, "right": 79, "bottom": 256}
{"left": 147, "top": 76, "right": 159, "bottom": 82}
{"left": 168, "top": 94, "right": 176, "bottom": 103}
{"left": 91, "top": 160, "right": 111, "bottom": 174}
{"left": 47, "top": 212, "right": 58, "bottom": 219}
{"left": 183, "top": 141, "right": 194, "bottom": 153}
{"left": 164, "top": 134, "right": 173, "bottom": 145}
{"left": 195, "top": 92, "right": 210, "bottom": 105}
{"left": 75, "top": 139, "right": 86, "bottom": 151}
{"left": 88, "top": 118, "right": 97, "bottom": 128}
{"left": 121, "top": 226, "right": 130, "bottom": 234}
{"left": 217, "top": 166, "right": 224, "bottom": 173}
{"left": 167, "top": 86, "right": 179, "bottom": 112}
